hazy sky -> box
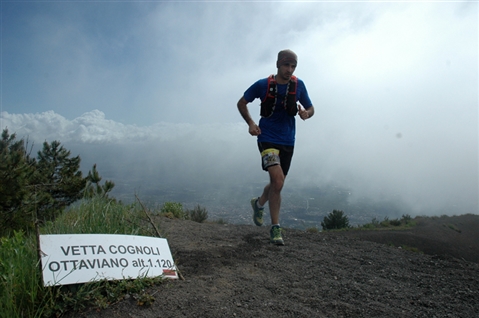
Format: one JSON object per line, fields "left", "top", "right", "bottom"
{"left": 1, "top": 1, "right": 478, "bottom": 216}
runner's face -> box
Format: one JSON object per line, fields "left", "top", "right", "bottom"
{"left": 277, "top": 62, "right": 297, "bottom": 82}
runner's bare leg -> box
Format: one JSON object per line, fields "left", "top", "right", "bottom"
{"left": 258, "top": 165, "right": 285, "bottom": 225}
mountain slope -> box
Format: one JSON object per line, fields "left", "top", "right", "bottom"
{"left": 73, "top": 214, "right": 479, "bottom": 318}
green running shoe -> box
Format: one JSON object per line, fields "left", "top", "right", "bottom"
{"left": 251, "top": 197, "right": 264, "bottom": 226}
{"left": 270, "top": 225, "right": 284, "bottom": 245}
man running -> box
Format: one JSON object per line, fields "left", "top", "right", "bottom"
{"left": 237, "top": 49, "right": 315, "bottom": 245}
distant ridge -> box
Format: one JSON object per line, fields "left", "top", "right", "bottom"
{"left": 329, "top": 214, "right": 479, "bottom": 263}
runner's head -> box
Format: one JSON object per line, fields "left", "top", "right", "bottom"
{"left": 276, "top": 49, "right": 298, "bottom": 68}
{"left": 276, "top": 49, "right": 297, "bottom": 82}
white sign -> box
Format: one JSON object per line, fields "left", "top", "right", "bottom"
{"left": 40, "top": 234, "right": 178, "bottom": 286}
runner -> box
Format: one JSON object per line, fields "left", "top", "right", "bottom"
{"left": 237, "top": 49, "right": 315, "bottom": 245}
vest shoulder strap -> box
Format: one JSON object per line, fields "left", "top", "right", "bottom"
{"left": 262, "top": 75, "right": 297, "bottom": 101}
{"left": 262, "top": 74, "right": 276, "bottom": 103}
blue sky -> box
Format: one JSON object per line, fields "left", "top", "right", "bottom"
{"left": 2, "top": 2, "right": 476, "bottom": 125}
{"left": 1, "top": 1, "right": 478, "bottom": 217}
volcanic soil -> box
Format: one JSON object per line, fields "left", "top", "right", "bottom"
{"left": 75, "top": 214, "right": 479, "bottom": 318}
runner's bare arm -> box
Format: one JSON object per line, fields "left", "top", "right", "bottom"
{"left": 237, "top": 97, "right": 261, "bottom": 136}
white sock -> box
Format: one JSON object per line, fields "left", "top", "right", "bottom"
{"left": 272, "top": 224, "right": 280, "bottom": 228}
{"left": 256, "top": 199, "right": 264, "bottom": 209}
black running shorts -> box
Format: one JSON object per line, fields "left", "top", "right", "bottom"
{"left": 257, "top": 142, "right": 294, "bottom": 176}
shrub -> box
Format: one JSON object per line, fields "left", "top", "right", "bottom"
{"left": 214, "top": 218, "right": 228, "bottom": 224}
{"left": 160, "top": 202, "right": 187, "bottom": 219}
{"left": 321, "top": 210, "right": 350, "bottom": 230}
{"left": 306, "top": 227, "right": 319, "bottom": 233}
{"left": 187, "top": 205, "right": 208, "bottom": 223}
{"left": 378, "top": 216, "right": 389, "bottom": 227}
{"left": 389, "top": 218, "right": 402, "bottom": 226}
{"left": 401, "top": 214, "right": 412, "bottom": 224}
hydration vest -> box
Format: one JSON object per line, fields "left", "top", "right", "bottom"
{"left": 260, "top": 74, "right": 298, "bottom": 118}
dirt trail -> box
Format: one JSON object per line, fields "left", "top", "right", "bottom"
{"left": 74, "top": 214, "right": 479, "bottom": 318}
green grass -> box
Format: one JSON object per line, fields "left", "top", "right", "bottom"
{"left": 444, "top": 223, "right": 461, "bottom": 233}
{"left": 385, "top": 242, "right": 423, "bottom": 254}
{"left": 400, "top": 245, "right": 423, "bottom": 254}
{"left": 0, "top": 231, "right": 45, "bottom": 318}
{"left": 0, "top": 196, "right": 169, "bottom": 318}
{"left": 356, "top": 214, "right": 417, "bottom": 231}
{"left": 212, "top": 218, "right": 228, "bottom": 224}
{"left": 42, "top": 197, "right": 156, "bottom": 236}
{"left": 157, "top": 202, "right": 209, "bottom": 223}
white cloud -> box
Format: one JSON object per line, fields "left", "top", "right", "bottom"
{"left": 2, "top": 108, "right": 477, "bottom": 216}
{"left": 1, "top": 2, "right": 477, "bottom": 217}
{"left": 1, "top": 110, "right": 248, "bottom": 144}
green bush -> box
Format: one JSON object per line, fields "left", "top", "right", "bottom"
{"left": 187, "top": 205, "right": 208, "bottom": 223}
{"left": 306, "top": 227, "right": 319, "bottom": 233}
{"left": 321, "top": 210, "right": 350, "bottom": 230}
{"left": 401, "top": 214, "right": 412, "bottom": 223}
{"left": 370, "top": 217, "right": 380, "bottom": 227}
{"left": 380, "top": 216, "right": 390, "bottom": 227}
{"left": 160, "top": 202, "right": 187, "bottom": 219}
{"left": 389, "top": 218, "right": 402, "bottom": 226}
{"left": 214, "top": 218, "right": 228, "bottom": 224}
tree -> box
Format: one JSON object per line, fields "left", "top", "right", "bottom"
{"left": 0, "top": 128, "right": 115, "bottom": 236}
{"left": 84, "top": 164, "right": 115, "bottom": 198}
{"left": 321, "top": 209, "right": 350, "bottom": 230}
{"left": 32, "top": 140, "right": 87, "bottom": 222}
{"left": 0, "top": 129, "right": 35, "bottom": 235}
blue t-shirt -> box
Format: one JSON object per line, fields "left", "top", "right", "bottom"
{"left": 243, "top": 76, "right": 313, "bottom": 146}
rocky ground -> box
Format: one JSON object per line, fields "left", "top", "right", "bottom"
{"left": 74, "top": 214, "right": 479, "bottom": 318}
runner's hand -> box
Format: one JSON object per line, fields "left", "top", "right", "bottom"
{"left": 298, "top": 104, "right": 309, "bottom": 120}
{"left": 249, "top": 123, "right": 261, "bottom": 136}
